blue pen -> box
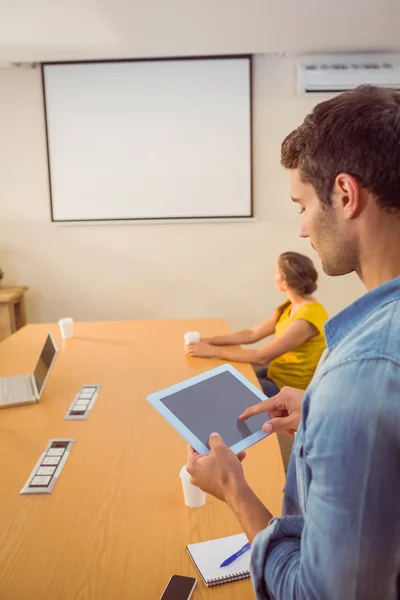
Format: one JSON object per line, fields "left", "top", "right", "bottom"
{"left": 219, "top": 541, "right": 251, "bottom": 567}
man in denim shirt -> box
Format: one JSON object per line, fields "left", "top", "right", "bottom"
{"left": 187, "top": 85, "right": 400, "bottom": 599}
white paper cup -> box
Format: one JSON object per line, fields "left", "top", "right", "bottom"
{"left": 184, "top": 331, "right": 201, "bottom": 346}
{"left": 58, "top": 317, "right": 74, "bottom": 340}
{"left": 179, "top": 466, "right": 206, "bottom": 508}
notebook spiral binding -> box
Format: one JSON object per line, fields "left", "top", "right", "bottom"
{"left": 209, "top": 571, "right": 249, "bottom": 586}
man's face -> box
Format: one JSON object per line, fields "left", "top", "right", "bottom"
{"left": 289, "top": 170, "right": 357, "bottom": 276}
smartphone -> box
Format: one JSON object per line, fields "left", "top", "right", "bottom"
{"left": 159, "top": 575, "right": 197, "bottom": 600}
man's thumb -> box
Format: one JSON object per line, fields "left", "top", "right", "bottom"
{"left": 262, "top": 417, "right": 289, "bottom": 434}
{"left": 208, "top": 432, "right": 224, "bottom": 448}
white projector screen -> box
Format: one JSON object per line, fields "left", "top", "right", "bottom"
{"left": 42, "top": 57, "right": 252, "bottom": 222}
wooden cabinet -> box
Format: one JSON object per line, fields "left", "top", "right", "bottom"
{"left": 0, "top": 286, "right": 28, "bottom": 341}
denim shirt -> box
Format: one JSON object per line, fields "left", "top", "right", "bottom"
{"left": 251, "top": 276, "right": 400, "bottom": 600}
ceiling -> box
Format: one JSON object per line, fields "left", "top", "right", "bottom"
{"left": 0, "top": 0, "right": 399, "bottom": 62}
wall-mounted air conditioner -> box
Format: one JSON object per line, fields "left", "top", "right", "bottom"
{"left": 298, "top": 54, "right": 400, "bottom": 94}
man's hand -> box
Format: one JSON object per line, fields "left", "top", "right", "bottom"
{"left": 185, "top": 341, "right": 216, "bottom": 358}
{"left": 186, "top": 433, "right": 248, "bottom": 502}
{"left": 240, "top": 386, "right": 305, "bottom": 436}
{"left": 188, "top": 434, "right": 274, "bottom": 543}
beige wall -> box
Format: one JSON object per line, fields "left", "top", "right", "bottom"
{"left": 1, "top": 0, "right": 399, "bottom": 62}
{"left": 0, "top": 55, "right": 364, "bottom": 331}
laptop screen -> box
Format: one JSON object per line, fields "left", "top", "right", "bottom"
{"left": 34, "top": 334, "right": 58, "bottom": 396}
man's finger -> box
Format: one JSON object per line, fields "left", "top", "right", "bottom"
{"left": 268, "top": 409, "right": 287, "bottom": 420}
{"left": 208, "top": 432, "right": 225, "bottom": 448}
{"left": 236, "top": 451, "right": 247, "bottom": 462}
{"left": 262, "top": 422, "right": 273, "bottom": 434}
{"left": 262, "top": 416, "right": 297, "bottom": 435}
{"left": 239, "top": 399, "right": 275, "bottom": 421}
{"left": 187, "top": 444, "right": 198, "bottom": 463}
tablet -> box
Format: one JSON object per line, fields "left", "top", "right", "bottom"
{"left": 146, "top": 364, "right": 270, "bottom": 455}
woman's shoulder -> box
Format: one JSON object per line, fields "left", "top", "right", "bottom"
{"left": 296, "top": 300, "right": 329, "bottom": 322}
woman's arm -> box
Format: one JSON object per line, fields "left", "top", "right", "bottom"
{"left": 203, "top": 310, "right": 281, "bottom": 346}
{"left": 187, "top": 319, "right": 318, "bottom": 365}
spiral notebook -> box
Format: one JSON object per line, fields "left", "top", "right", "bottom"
{"left": 186, "top": 533, "right": 250, "bottom": 587}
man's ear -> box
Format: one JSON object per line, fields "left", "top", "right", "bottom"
{"left": 334, "top": 173, "right": 363, "bottom": 219}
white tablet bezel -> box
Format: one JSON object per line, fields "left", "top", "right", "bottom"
{"left": 146, "top": 364, "right": 269, "bottom": 455}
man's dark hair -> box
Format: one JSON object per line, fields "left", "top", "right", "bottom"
{"left": 281, "top": 85, "right": 400, "bottom": 212}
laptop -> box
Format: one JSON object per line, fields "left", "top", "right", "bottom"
{"left": 0, "top": 333, "right": 58, "bottom": 408}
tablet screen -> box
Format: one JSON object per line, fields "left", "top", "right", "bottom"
{"left": 161, "top": 370, "right": 268, "bottom": 449}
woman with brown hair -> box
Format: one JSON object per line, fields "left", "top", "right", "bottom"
{"left": 185, "top": 251, "right": 328, "bottom": 396}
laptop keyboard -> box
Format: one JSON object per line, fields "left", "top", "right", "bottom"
{"left": 0, "top": 376, "right": 35, "bottom": 406}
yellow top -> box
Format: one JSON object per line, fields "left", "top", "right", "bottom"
{"left": 268, "top": 300, "right": 328, "bottom": 390}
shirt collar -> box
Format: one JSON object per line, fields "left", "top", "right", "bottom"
{"left": 324, "top": 276, "right": 400, "bottom": 350}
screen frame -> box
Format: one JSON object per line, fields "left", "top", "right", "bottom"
{"left": 146, "top": 364, "right": 268, "bottom": 455}
{"left": 41, "top": 54, "right": 253, "bottom": 223}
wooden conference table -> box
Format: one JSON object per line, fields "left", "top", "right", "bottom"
{"left": 0, "top": 320, "right": 285, "bottom": 600}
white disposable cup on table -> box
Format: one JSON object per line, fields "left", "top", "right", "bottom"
{"left": 184, "top": 331, "right": 201, "bottom": 347}
{"left": 58, "top": 317, "right": 74, "bottom": 339}
{"left": 179, "top": 466, "right": 206, "bottom": 508}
